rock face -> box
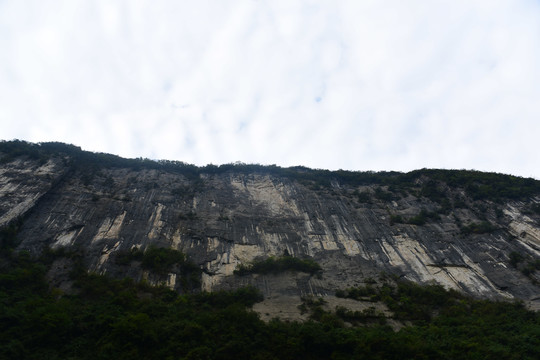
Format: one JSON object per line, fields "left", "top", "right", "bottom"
{"left": 1, "top": 142, "right": 540, "bottom": 309}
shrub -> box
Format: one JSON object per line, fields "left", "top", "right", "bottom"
{"left": 389, "top": 215, "right": 404, "bottom": 225}
{"left": 114, "top": 248, "right": 144, "bottom": 265}
{"left": 374, "top": 187, "right": 394, "bottom": 201}
{"left": 420, "top": 181, "right": 447, "bottom": 204}
{"left": 234, "top": 255, "right": 322, "bottom": 276}
{"left": 114, "top": 246, "right": 201, "bottom": 290}
{"left": 508, "top": 251, "right": 523, "bottom": 268}
{"left": 0, "top": 218, "right": 23, "bottom": 250}
{"left": 141, "top": 246, "right": 187, "bottom": 274}
{"left": 461, "top": 221, "right": 497, "bottom": 235}
{"left": 409, "top": 209, "right": 440, "bottom": 225}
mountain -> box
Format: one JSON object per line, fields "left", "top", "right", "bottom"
{"left": 1, "top": 139, "right": 540, "bottom": 318}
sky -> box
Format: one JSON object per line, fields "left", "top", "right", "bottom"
{"left": 1, "top": 1, "right": 539, "bottom": 178}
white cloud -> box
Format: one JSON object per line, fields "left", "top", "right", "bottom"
{"left": 1, "top": 0, "right": 539, "bottom": 178}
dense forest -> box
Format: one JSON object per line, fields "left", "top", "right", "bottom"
{"left": 1, "top": 248, "right": 539, "bottom": 359}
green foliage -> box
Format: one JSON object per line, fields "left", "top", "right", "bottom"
{"left": 335, "top": 306, "right": 386, "bottom": 325}
{"left": 218, "top": 214, "right": 230, "bottom": 221}
{"left": 461, "top": 221, "right": 498, "bottom": 235}
{"left": 407, "top": 210, "right": 428, "bottom": 226}
{"left": 298, "top": 296, "right": 345, "bottom": 327}
{"left": 509, "top": 251, "right": 524, "bottom": 268}
{"left": 178, "top": 211, "right": 198, "bottom": 220}
{"left": 172, "top": 185, "right": 193, "bottom": 198}
{"left": 411, "top": 209, "right": 440, "bottom": 225}
{"left": 336, "top": 285, "right": 380, "bottom": 302}
{"left": 0, "top": 139, "right": 46, "bottom": 163}
{"left": 0, "top": 140, "right": 201, "bottom": 181}
{"left": 141, "top": 246, "right": 187, "bottom": 274}
{"left": 1, "top": 251, "right": 540, "bottom": 359}
{"left": 337, "top": 280, "right": 469, "bottom": 324}
{"left": 115, "top": 245, "right": 199, "bottom": 274}
{"left": 3, "top": 140, "right": 540, "bottom": 205}
{"left": 374, "top": 187, "right": 394, "bottom": 201}
{"left": 509, "top": 251, "right": 540, "bottom": 278}
{"left": 354, "top": 190, "right": 372, "bottom": 203}
{"left": 113, "top": 246, "right": 201, "bottom": 290}
{"left": 389, "top": 214, "right": 404, "bottom": 225}
{"left": 390, "top": 209, "right": 439, "bottom": 226}
{"left": 114, "top": 247, "right": 144, "bottom": 265}
{"left": 191, "top": 286, "right": 264, "bottom": 308}
{"left": 408, "top": 168, "right": 540, "bottom": 201}
{"left": 521, "top": 260, "right": 540, "bottom": 277}
{"left": 385, "top": 281, "right": 464, "bottom": 323}
{"left": 420, "top": 180, "right": 447, "bottom": 203}
{"left": 234, "top": 255, "right": 322, "bottom": 276}
{"left": 0, "top": 218, "right": 23, "bottom": 251}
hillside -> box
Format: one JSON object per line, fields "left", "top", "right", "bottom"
{"left": 2, "top": 140, "right": 540, "bottom": 358}
{"left": 2, "top": 140, "right": 539, "bottom": 306}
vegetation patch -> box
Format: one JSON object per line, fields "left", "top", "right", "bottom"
{"left": 178, "top": 211, "right": 197, "bottom": 220}
{"left": 427, "top": 263, "right": 469, "bottom": 268}
{"left": 3, "top": 140, "right": 540, "bottom": 205}
{"left": 141, "top": 246, "right": 199, "bottom": 275}
{"left": 114, "top": 246, "right": 201, "bottom": 289}
{"left": 234, "top": 255, "right": 322, "bottom": 276}
{"left": 509, "top": 251, "right": 540, "bottom": 280}
{"left": 374, "top": 187, "right": 395, "bottom": 201}
{"left": 335, "top": 305, "right": 387, "bottom": 325}
{"left": 335, "top": 285, "right": 380, "bottom": 302}
{"left": 509, "top": 251, "right": 524, "bottom": 268}
{"left": 390, "top": 209, "right": 440, "bottom": 226}
{"left": 461, "top": 221, "right": 498, "bottom": 235}
{"left": 1, "top": 250, "right": 539, "bottom": 359}
{"left": 353, "top": 190, "right": 372, "bottom": 203}
{"left": 338, "top": 280, "right": 470, "bottom": 324}
{"left": 0, "top": 218, "right": 23, "bottom": 252}
{"left": 297, "top": 296, "right": 327, "bottom": 315}
{"left": 420, "top": 180, "right": 448, "bottom": 203}
{"left": 521, "top": 259, "right": 540, "bottom": 278}
{"left": 116, "top": 246, "right": 195, "bottom": 273}
{"left": 524, "top": 203, "right": 540, "bottom": 216}
{"left": 114, "top": 247, "right": 144, "bottom": 265}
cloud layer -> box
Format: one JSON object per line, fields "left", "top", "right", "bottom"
{"left": 1, "top": 1, "right": 539, "bottom": 178}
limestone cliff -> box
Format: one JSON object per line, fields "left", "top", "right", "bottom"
{"left": 1, "top": 141, "right": 540, "bottom": 311}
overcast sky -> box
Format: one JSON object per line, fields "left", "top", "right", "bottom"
{"left": 1, "top": 1, "right": 539, "bottom": 178}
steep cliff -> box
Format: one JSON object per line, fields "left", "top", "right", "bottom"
{"left": 1, "top": 141, "right": 540, "bottom": 313}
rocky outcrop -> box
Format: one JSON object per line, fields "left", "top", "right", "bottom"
{"left": 1, "top": 143, "right": 539, "bottom": 310}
